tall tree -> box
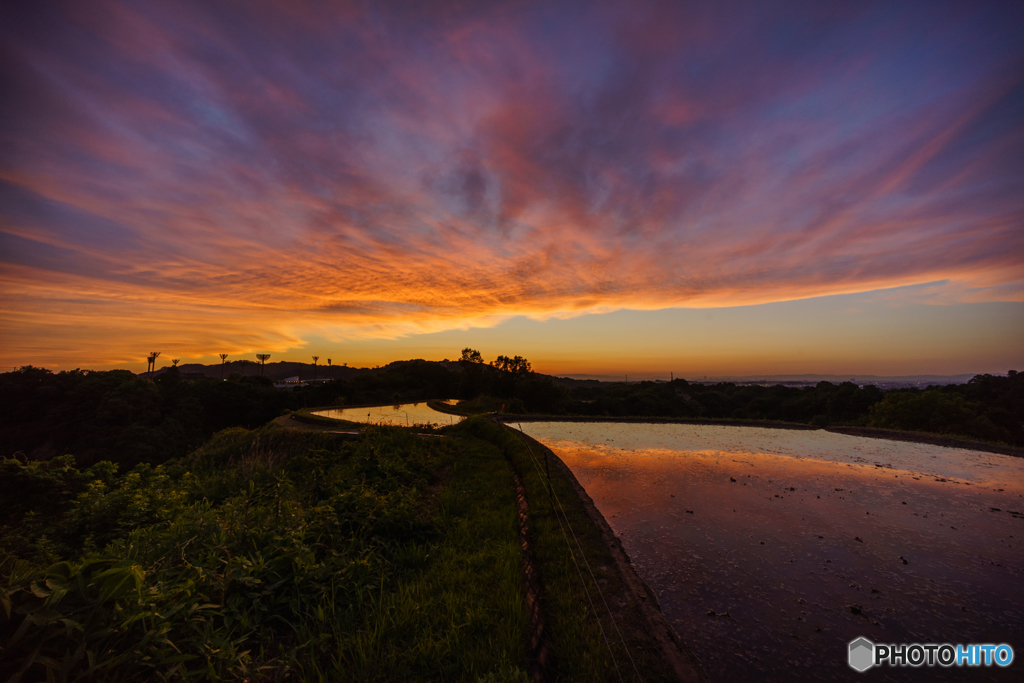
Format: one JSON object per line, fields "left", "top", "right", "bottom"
{"left": 510, "top": 355, "right": 531, "bottom": 374}
{"left": 219, "top": 354, "right": 228, "bottom": 380}
{"left": 460, "top": 348, "right": 483, "bottom": 363}
{"left": 491, "top": 354, "right": 531, "bottom": 374}
{"left": 312, "top": 356, "right": 319, "bottom": 382}
{"left": 256, "top": 354, "right": 270, "bottom": 376}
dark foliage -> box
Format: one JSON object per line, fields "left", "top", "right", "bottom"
{"left": 562, "top": 372, "right": 1023, "bottom": 445}
{"left": 0, "top": 367, "right": 288, "bottom": 469}
{"left": 866, "top": 370, "right": 1024, "bottom": 444}
{"left": 4, "top": 362, "right": 1021, "bottom": 477}
{"left": 291, "top": 358, "right": 568, "bottom": 416}
{"left": 563, "top": 378, "right": 884, "bottom": 425}
{"left": 295, "top": 359, "right": 459, "bottom": 407}
{"left": 0, "top": 426, "right": 529, "bottom": 682}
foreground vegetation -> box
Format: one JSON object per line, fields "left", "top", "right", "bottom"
{"left": 1, "top": 418, "right": 678, "bottom": 681}
{"left": 466, "top": 420, "right": 685, "bottom": 682}
{"left": 0, "top": 423, "right": 530, "bottom": 681}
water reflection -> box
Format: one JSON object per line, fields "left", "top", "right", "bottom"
{"left": 520, "top": 423, "right": 1024, "bottom": 682}
{"left": 311, "top": 402, "right": 462, "bottom": 427}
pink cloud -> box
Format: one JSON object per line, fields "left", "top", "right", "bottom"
{"left": 1, "top": 0, "right": 1022, "bottom": 366}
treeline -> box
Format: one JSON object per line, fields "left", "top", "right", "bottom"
{"left": 3, "top": 362, "right": 1021, "bottom": 472}
{"left": 296, "top": 356, "right": 566, "bottom": 415}
{"left": 264, "top": 359, "right": 1024, "bottom": 446}
{"left": 0, "top": 367, "right": 288, "bottom": 468}
{"left": 0, "top": 358, "right": 568, "bottom": 470}
{"left": 560, "top": 372, "right": 1024, "bottom": 445}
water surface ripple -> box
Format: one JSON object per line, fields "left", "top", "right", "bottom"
{"left": 519, "top": 423, "right": 1023, "bottom": 681}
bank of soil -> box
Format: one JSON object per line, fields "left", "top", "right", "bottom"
{"left": 502, "top": 424, "right": 708, "bottom": 683}
{"left": 272, "top": 413, "right": 361, "bottom": 433}
{"left": 823, "top": 425, "right": 1024, "bottom": 458}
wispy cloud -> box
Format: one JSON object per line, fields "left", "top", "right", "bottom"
{"left": 1, "top": 0, "right": 1022, "bottom": 366}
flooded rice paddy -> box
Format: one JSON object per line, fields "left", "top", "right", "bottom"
{"left": 311, "top": 402, "right": 462, "bottom": 427}
{"left": 519, "top": 422, "right": 1023, "bottom": 681}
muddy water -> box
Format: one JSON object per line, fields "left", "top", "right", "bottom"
{"left": 311, "top": 402, "right": 462, "bottom": 427}
{"left": 518, "top": 423, "right": 1023, "bottom": 681}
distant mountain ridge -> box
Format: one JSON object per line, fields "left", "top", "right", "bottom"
{"left": 148, "top": 360, "right": 373, "bottom": 382}
{"left": 149, "top": 361, "right": 991, "bottom": 387}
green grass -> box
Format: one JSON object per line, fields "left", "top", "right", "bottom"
{"left": 292, "top": 427, "right": 531, "bottom": 682}
{"left": 460, "top": 418, "right": 682, "bottom": 683}
{"left": 0, "top": 423, "right": 532, "bottom": 681}
{"left": 1, "top": 417, "right": 683, "bottom": 682}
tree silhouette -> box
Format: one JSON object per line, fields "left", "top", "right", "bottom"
{"left": 147, "top": 352, "right": 161, "bottom": 379}
{"left": 512, "top": 355, "right": 531, "bottom": 374}
{"left": 491, "top": 354, "right": 531, "bottom": 374}
{"left": 171, "top": 359, "right": 180, "bottom": 367}
{"left": 460, "top": 348, "right": 483, "bottom": 363}
{"left": 327, "top": 358, "right": 332, "bottom": 380}
{"left": 256, "top": 354, "right": 270, "bottom": 376}
{"left": 312, "top": 356, "right": 319, "bottom": 382}
{"left": 219, "top": 353, "right": 228, "bottom": 380}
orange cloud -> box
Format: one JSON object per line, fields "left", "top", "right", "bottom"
{"left": 1, "top": 0, "right": 1022, "bottom": 369}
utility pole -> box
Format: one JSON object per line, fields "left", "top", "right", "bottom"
{"left": 220, "top": 353, "right": 228, "bottom": 380}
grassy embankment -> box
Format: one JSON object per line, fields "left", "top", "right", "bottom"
{"left": 461, "top": 419, "right": 691, "bottom": 682}
{"left": 1, "top": 416, "right": 685, "bottom": 681}
{"left": 287, "top": 408, "right": 363, "bottom": 429}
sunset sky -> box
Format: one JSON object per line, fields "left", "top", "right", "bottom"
{"left": 2, "top": 0, "right": 1022, "bottom": 378}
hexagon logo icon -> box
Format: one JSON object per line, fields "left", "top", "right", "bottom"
{"left": 849, "top": 637, "right": 874, "bottom": 672}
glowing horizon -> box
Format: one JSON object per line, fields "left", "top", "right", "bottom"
{"left": 1, "top": 1, "right": 1022, "bottom": 375}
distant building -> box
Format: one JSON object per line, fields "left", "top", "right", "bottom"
{"left": 273, "top": 375, "right": 332, "bottom": 388}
